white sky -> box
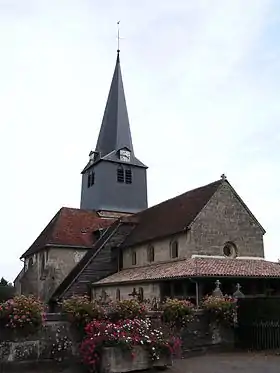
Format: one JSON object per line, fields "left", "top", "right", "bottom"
{"left": 1, "top": 0, "right": 280, "bottom": 282}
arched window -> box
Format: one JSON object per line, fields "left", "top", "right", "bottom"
{"left": 117, "top": 166, "right": 124, "bottom": 182}
{"left": 138, "top": 287, "right": 144, "bottom": 302}
{"left": 116, "top": 288, "right": 120, "bottom": 301}
{"left": 132, "top": 251, "right": 137, "bottom": 265}
{"left": 147, "top": 245, "right": 155, "bottom": 263}
{"left": 40, "top": 252, "right": 45, "bottom": 273}
{"left": 28, "top": 257, "right": 33, "bottom": 269}
{"left": 170, "top": 240, "right": 178, "bottom": 258}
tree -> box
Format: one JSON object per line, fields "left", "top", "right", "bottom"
{"left": 0, "top": 277, "right": 15, "bottom": 302}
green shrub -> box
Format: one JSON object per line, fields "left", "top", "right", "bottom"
{"left": 107, "top": 299, "right": 147, "bottom": 321}
{"left": 61, "top": 295, "right": 104, "bottom": 327}
{"left": 161, "top": 298, "right": 194, "bottom": 326}
{"left": 201, "top": 295, "right": 236, "bottom": 325}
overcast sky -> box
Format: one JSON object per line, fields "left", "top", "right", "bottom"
{"left": 1, "top": 0, "right": 279, "bottom": 282}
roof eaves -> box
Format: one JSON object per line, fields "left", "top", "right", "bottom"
{"left": 93, "top": 272, "right": 280, "bottom": 286}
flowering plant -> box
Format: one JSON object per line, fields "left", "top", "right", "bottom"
{"left": 80, "top": 318, "right": 181, "bottom": 371}
{"left": 161, "top": 298, "right": 195, "bottom": 326}
{"left": 0, "top": 295, "right": 44, "bottom": 334}
{"left": 107, "top": 299, "right": 147, "bottom": 321}
{"left": 201, "top": 295, "right": 236, "bottom": 325}
{"left": 61, "top": 295, "right": 104, "bottom": 327}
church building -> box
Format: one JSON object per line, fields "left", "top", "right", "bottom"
{"left": 15, "top": 51, "right": 280, "bottom": 306}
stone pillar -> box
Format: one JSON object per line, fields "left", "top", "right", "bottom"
{"left": 233, "top": 283, "right": 245, "bottom": 299}
{"left": 212, "top": 280, "right": 223, "bottom": 298}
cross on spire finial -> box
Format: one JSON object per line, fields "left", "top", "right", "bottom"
{"left": 117, "top": 21, "right": 120, "bottom": 54}
{"left": 215, "top": 279, "right": 221, "bottom": 288}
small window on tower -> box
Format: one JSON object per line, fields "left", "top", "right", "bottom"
{"left": 117, "top": 166, "right": 124, "bottom": 183}
{"left": 125, "top": 169, "right": 132, "bottom": 184}
{"left": 87, "top": 172, "right": 95, "bottom": 187}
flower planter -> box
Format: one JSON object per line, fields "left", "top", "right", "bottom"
{"left": 101, "top": 346, "right": 150, "bottom": 373}
{"left": 152, "top": 353, "right": 172, "bottom": 369}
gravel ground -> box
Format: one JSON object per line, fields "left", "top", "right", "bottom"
{"left": 171, "top": 352, "right": 280, "bottom": 373}
{"left": 3, "top": 353, "right": 280, "bottom": 373}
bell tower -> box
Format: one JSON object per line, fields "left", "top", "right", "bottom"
{"left": 80, "top": 52, "right": 148, "bottom": 214}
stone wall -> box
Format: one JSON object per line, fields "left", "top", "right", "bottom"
{"left": 20, "top": 247, "right": 87, "bottom": 302}
{"left": 188, "top": 182, "right": 264, "bottom": 258}
{"left": 94, "top": 283, "right": 160, "bottom": 301}
{"left": 0, "top": 311, "right": 234, "bottom": 372}
{"left": 122, "top": 232, "right": 189, "bottom": 268}
{"left": 148, "top": 310, "right": 234, "bottom": 355}
{"left": 0, "top": 313, "right": 79, "bottom": 372}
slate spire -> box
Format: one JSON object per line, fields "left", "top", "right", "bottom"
{"left": 95, "top": 51, "right": 134, "bottom": 158}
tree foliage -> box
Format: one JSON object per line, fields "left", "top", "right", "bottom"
{"left": 0, "top": 277, "right": 15, "bottom": 302}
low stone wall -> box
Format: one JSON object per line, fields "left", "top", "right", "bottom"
{"left": 149, "top": 310, "right": 235, "bottom": 356}
{"left": 0, "top": 311, "right": 235, "bottom": 371}
{"left": 0, "top": 313, "right": 79, "bottom": 372}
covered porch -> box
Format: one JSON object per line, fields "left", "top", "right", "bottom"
{"left": 159, "top": 276, "right": 280, "bottom": 305}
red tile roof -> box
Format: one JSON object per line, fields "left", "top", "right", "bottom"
{"left": 21, "top": 208, "right": 115, "bottom": 258}
{"left": 123, "top": 180, "right": 223, "bottom": 247}
{"left": 94, "top": 258, "right": 280, "bottom": 285}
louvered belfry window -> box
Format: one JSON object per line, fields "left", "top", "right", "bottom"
{"left": 125, "top": 169, "right": 132, "bottom": 184}
{"left": 87, "top": 171, "right": 95, "bottom": 187}
{"left": 117, "top": 166, "right": 124, "bottom": 182}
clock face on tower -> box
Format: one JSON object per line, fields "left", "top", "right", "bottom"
{"left": 119, "top": 149, "right": 131, "bottom": 162}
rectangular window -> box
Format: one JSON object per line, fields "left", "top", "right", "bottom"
{"left": 125, "top": 169, "right": 132, "bottom": 184}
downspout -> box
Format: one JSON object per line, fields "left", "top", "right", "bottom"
{"left": 189, "top": 257, "right": 199, "bottom": 308}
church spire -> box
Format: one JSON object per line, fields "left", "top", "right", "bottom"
{"left": 95, "top": 52, "right": 134, "bottom": 158}
{"left": 80, "top": 50, "right": 148, "bottom": 214}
